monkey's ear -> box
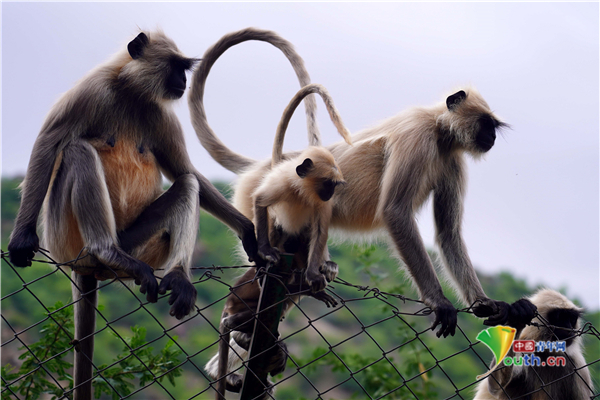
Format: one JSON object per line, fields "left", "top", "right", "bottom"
{"left": 128, "top": 33, "right": 149, "bottom": 60}
{"left": 296, "top": 158, "right": 314, "bottom": 178}
{"left": 446, "top": 90, "right": 467, "bottom": 111}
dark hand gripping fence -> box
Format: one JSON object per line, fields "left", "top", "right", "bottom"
{"left": 1, "top": 249, "right": 599, "bottom": 400}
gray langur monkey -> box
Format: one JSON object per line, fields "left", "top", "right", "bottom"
{"left": 7, "top": 31, "right": 259, "bottom": 400}
{"left": 474, "top": 289, "right": 594, "bottom": 400}
{"left": 255, "top": 83, "right": 352, "bottom": 291}
{"left": 188, "top": 28, "right": 538, "bottom": 339}
{"left": 206, "top": 83, "right": 352, "bottom": 399}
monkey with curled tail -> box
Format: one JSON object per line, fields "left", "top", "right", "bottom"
{"left": 205, "top": 83, "right": 352, "bottom": 399}
{"left": 189, "top": 27, "right": 538, "bottom": 339}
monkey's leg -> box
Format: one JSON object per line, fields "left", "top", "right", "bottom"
{"left": 305, "top": 209, "right": 332, "bottom": 292}
{"left": 205, "top": 333, "right": 247, "bottom": 395}
{"left": 72, "top": 272, "right": 98, "bottom": 400}
{"left": 59, "top": 141, "right": 159, "bottom": 302}
{"left": 383, "top": 205, "right": 457, "bottom": 338}
{"left": 222, "top": 309, "right": 256, "bottom": 335}
{"left": 118, "top": 174, "right": 200, "bottom": 319}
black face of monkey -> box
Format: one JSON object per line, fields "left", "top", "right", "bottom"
{"left": 318, "top": 180, "right": 337, "bottom": 202}
{"left": 474, "top": 114, "right": 498, "bottom": 152}
{"left": 547, "top": 308, "right": 581, "bottom": 344}
{"left": 165, "top": 57, "right": 194, "bottom": 99}
{"left": 127, "top": 33, "right": 195, "bottom": 100}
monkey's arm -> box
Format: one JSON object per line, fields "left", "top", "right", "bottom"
{"left": 433, "top": 162, "right": 536, "bottom": 327}
{"left": 305, "top": 207, "right": 333, "bottom": 292}
{"left": 433, "top": 159, "right": 487, "bottom": 306}
{"left": 196, "top": 172, "right": 259, "bottom": 262}
{"left": 253, "top": 191, "right": 283, "bottom": 263}
{"left": 8, "top": 128, "right": 66, "bottom": 266}
{"left": 380, "top": 152, "right": 457, "bottom": 337}
{"left": 155, "top": 117, "right": 259, "bottom": 263}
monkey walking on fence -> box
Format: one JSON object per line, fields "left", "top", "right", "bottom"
{"left": 7, "top": 31, "right": 260, "bottom": 400}
{"left": 189, "top": 27, "right": 537, "bottom": 340}
{"left": 474, "top": 289, "right": 594, "bottom": 399}
{"left": 205, "top": 83, "right": 352, "bottom": 399}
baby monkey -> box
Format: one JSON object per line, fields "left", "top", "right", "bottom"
{"left": 207, "top": 83, "right": 352, "bottom": 398}
{"left": 250, "top": 83, "right": 352, "bottom": 291}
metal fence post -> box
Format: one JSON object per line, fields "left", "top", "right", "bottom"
{"left": 239, "top": 254, "right": 293, "bottom": 400}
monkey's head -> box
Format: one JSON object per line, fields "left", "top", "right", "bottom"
{"left": 520, "top": 289, "right": 583, "bottom": 347}
{"left": 295, "top": 147, "right": 345, "bottom": 202}
{"left": 120, "top": 31, "right": 199, "bottom": 102}
{"left": 437, "top": 88, "right": 509, "bottom": 156}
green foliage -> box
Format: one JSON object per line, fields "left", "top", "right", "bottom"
{"left": 1, "top": 302, "right": 183, "bottom": 400}
{"left": 294, "top": 345, "right": 436, "bottom": 399}
{"left": 93, "top": 326, "right": 183, "bottom": 400}
{"left": 2, "top": 302, "right": 74, "bottom": 400}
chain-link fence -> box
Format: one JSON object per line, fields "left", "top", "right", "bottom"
{"left": 2, "top": 249, "right": 599, "bottom": 400}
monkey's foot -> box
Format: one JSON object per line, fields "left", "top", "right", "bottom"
{"left": 431, "top": 300, "right": 457, "bottom": 338}
{"left": 320, "top": 261, "right": 339, "bottom": 282}
{"left": 268, "top": 341, "right": 288, "bottom": 376}
{"left": 132, "top": 261, "right": 159, "bottom": 303}
{"left": 225, "top": 373, "right": 244, "bottom": 393}
{"left": 306, "top": 268, "right": 328, "bottom": 292}
{"left": 7, "top": 227, "right": 39, "bottom": 267}
{"left": 258, "top": 244, "right": 280, "bottom": 263}
{"left": 158, "top": 268, "right": 197, "bottom": 319}
{"left": 310, "top": 290, "right": 338, "bottom": 308}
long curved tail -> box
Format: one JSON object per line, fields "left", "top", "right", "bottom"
{"left": 72, "top": 273, "right": 98, "bottom": 400}
{"left": 189, "top": 27, "right": 320, "bottom": 174}
{"left": 215, "top": 325, "right": 229, "bottom": 400}
{"left": 273, "top": 83, "right": 352, "bottom": 165}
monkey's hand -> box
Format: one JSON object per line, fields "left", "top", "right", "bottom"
{"left": 258, "top": 244, "right": 280, "bottom": 263}
{"left": 506, "top": 298, "right": 537, "bottom": 331}
{"left": 475, "top": 298, "right": 537, "bottom": 330}
{"left": 320, "top": 261, "right": 339, "bottom": 283}
{"left": 306, "top": 268, "right": 328, "bottom": 292}
{"left": 430, "top": 299, "right": 458, "bottom": 338}
{"left": 310, "top": 290, "right": 338, "bottom": 308}
{"left": 473, "top": 298, "right": 510, "bottom": 326}
{"left": 241, "top": 227, "right": 259, "bottom": 263}
{"left": 132, "top": 260, "right": 159, "bottom": 304}
{"left": 158, "top": 268, "right": 197, "bottom": 320}
{"left": 7, "top": 226, "right": 39, "bottom": 267}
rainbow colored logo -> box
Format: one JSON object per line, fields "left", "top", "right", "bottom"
{"left": 476, "top": 325, "right": 517, "bottom": 379}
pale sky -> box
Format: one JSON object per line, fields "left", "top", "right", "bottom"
{"left": 2, "top": 3, "right": 598, "bottom": 309}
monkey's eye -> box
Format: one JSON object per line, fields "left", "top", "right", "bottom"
{"left": 171, "top": 57, "right": 195, "bottom": 71}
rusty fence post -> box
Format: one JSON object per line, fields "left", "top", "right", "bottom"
{"left": 239, "top": 254, "right": 294, "bottom": 400}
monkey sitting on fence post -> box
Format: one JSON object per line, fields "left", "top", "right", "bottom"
{"left": 205, "top": 83, "right": 352, "bottom": 399}
{"left": 7, "top": 30, "right": 260, "bottom": 400}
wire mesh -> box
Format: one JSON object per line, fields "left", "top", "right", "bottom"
{"left": 1, "top": 249, "right": 599, "bottom": 400}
